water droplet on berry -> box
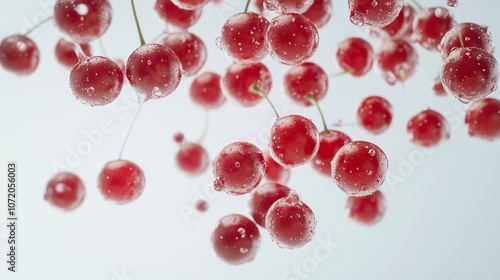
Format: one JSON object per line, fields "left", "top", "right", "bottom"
{"left": 237, "top": 227, "right": 246, "bottom": 238}
{"left": 446, "top": 0, "right": 458, "bottom": 7}
{"left": 368, "top": 149, "right": 376, "bottom": 156}
{"left": 240, "top": 247, "right": 249, "bottom": 254}
{"left": 76, "top": 3, "right": 88, "bottom": 15}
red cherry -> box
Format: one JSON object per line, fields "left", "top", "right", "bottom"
{"left": 44, "top": 172, "right": 85, "bottom": 211}
{"left": 54, "top": 0, "right": 112, "bottom": 43}
{"left": 283, "top": 62, "right": 328, "bottom": 106}
{"left": 171, "top": 0, "right": 210, "bottom": 10}
{"left": 441, "top": 47, "right": 498, "bottom": 102}
{"left": 265, "top": 13, "right": 319, "bottom": 66}
{"left": 212, "top": 142, "right": 266, "bottom": 195}
{"left": 336, "top": 37, "right": 374, "bottom": 77}
{"left": 173, "top": 132, "right": 185, "bottom": 143}
{"left": 431, "top": 75, "right": 447, "bottom": 97}
{"left": 369, "top": 4, "right": 415, "bottom": 40}
{"left": 220, "top": 12, "right": 270, "bottom": 64}
{"left": 407, "top": 109, "right": 450, "bottom": 147}
{"left": 356, "top": 95, "right": 393, "bottom": 135}
{"left": 0, "top": 35, "right": 40, "bottom": 75}
{"left": 221, "top": 62, "right": 272, "bottom": 107}
{"left": 263, "top": 151, "right": 291, "bottom": 185}
{"left": 254, "top": 0, "right": 265, "bottom": 13}
{"left": 412, "top": 6, "right": 456, "bottom": 51}
{"left": 126, "top": 43, "right": 182, "bottom": 100}
{"left": 55, "top": 38, "right": 92, "bottom": 69}
{"left": 70, "top": 56, "right": 124, "bottom": 106}
{"left": 331, "top": 140, "right": 388, "bottom": 197}
{"left": 346, "top": 190, "right": 386, "bottom": 225}
{"left": 160, "top": 31, "right": 206, "bottom": 76}
{"left": 266, "top": 190, "right": 317, "bottom": 249}
{"left": 176, "top": 142, "right": 209, "bottom": 176}
{"left": 211, "top": 214, "right": 261, "bottom": 265}
{"left": 439, "top": 22, "right": 494, "bottom": 60}
{"left": 264, "top": 0, "right": 313, "bottom": 13}
{"left": 190, "top": 71, "right": 226, "bottom": 109}
{"left": 97, "top": 159, "right": 145, "bottom": 204}
{"left": 269, "top": 114, "right": 320, "bottom": 167}
{"left": 465, "top": 98, "right": 500, "bottom": 141}
{"left": 154, "top": 0, "right": 202, "bottom": 29}
{"left": 195, "top": 199, "right": 209, "bottom": 212}
{"left": 301, "top": 0, "right": 333, "bottom": 29}
{"left": 347, "top": 0, "right": 403, "bottom": 27}
{"left": 376, "top": 39, "right": 418, "bottom": 85}
{"left": 311, "top": 130, "right": 351, "bottom": 177}
{"left": 248, "top": 182, "right": 291, "bottom": 228}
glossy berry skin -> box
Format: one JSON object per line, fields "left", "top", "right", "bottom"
{"left": 171, "top": 0, "right": 210, "bottom": 10}
{"left": 270, "top": 115, "right": 319, "bottom": 168}
{"left": 160, "top": 31, "right": 206, "bottom": 76}
{"left": 407, "top": 109, "right": 450, "bottom": 148}
{"left": 0, "top": 35, "right": 39, "bottom": 75}
{"left": 212, "top": 142, "right": 266, "bottom": 195}
{"left": 97, "top": 159, "right": 145, "bottom": 204}
{"left": 154, "top": 0, "right": 202, "bottom": 29}
{"left": 347, "top": 0, "right": 403, "bottom": 27}
{"left": 263, "top": 151, "right": 291, "bottom": 185}
{"left": 70, "top": 56, "right": 124, "bottom": 106}
{"left": 266, "top": 190, "right": 317, "bottom": 249}
{"left": 336, "top": 37, "right": 374, "bottom": 77}
{"left": 346, "top": 190, "right": 386, "bottom": 225}
{"left": 357, "top": 96, "right": 393, "bottom": 135}
{"left": 190, "top": 71, "right": 226, "bottom": 109}
{"left": 301, "top": 0, "right": 333, "bottom": 29}
{"left": 220, "top": 12, "right": 269, "bottom": 64}
{"left": 126, "top": 43, "right": 182, "bottom": 100}
{"left": 432, "top": 75, "right": 447, "bottom": 97}
{"left": 376, "top": 39, "right": 418, "bottom": 85}
{"left": 412, "top": 7, "right": 456, "bottom": 51}
{"left": 310, "top": 130, "right": 351, "bottom": 177}
{"left": 211, "top": 214, "right": 261, "bottom": 265}
{"left": 249, "top": 182, "right": 291, "bottom": 228}
{"left": 54, "top": 0, "right": 112, "bottom": 43}
{"left": 441, "top": 47, "right": 499, "bottom": 102}
{"left": 439, "top": 22, "right": 494, "bottom": 60}
{"left": 283, "top": 62, "right": 328, "bottom": 106}
{"left": 264, "top": 0, "right": 313, "bottom": 13}
{"left": 465, "top": 98, "right": 500, "bottom": 141}
{"left": 176, "top": 142, "right": 209, "bottom": 176}
{"left": 331, "top": 140, "right": 388, "bottom": 197}
{"left": 370, "top": 4, "right": 415, "bottom": 40}
{"left": 221, "top": 62, "right": 272, "bottom": 107}
{"left": 265, "top": 13, "right": 319, "bottom": 66}
{"left": 44, "top": 172, "right": 85, "bottom": 211}
{"left": 55, "top": 38, "right": 92, "bottom": 69}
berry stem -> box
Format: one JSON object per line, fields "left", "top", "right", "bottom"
{"left": 130, "top": 0, "right": 146, "bottom": 46}
{"left": 252, "top": 84, "right": 280, "bottom": 118}
{"left": 23, "top": 15, "right": 54, "bottom": 37}
{"left": 306, "top": 93, "right": 330, "bottom": 134}
{"left": 409, "top": 0, "right": 423, "bottom": 10}
{"left": 244, "top": 0, "right": 251, "bottom": 12}
{"left": 198, "top": 110, "right": 210, "bottom": 144}
{"left": 72, "top": 42, "right": 89, "bottom": 62}
{"left": 329, "top": 68, "right": 354, "bottom": 78}
{"left": 118, "top": 95, "right": 147, "bottom": 159}
{"left": 98, "top": 38, "right": 109, "bottom": 57}
{"left": 457, "top": 29, "right": 465, "bottom": 48}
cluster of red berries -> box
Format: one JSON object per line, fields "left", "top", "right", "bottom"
{"left": 1, "top": 0, "right": 499, "bottom": 266}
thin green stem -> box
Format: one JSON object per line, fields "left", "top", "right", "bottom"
{"left": 244, "top": 0, "right": 251, "bottom": 12}
{"left": 198, "top": 110, "right": 210, "bottom": 144}
{"left": 130, "top": 0, "right": 146, "bottom": 46}
{"left": 252, "top": 84, "right": 280, "bottom": 118}
{"left": 329, "top": 68, "right": 354, "bottom": 78}
{"left": 306, "top": 93, "right": 330, "bottom": 134}
{"left": 409, "top": 0, "right": 424, "bottom": 10}
{"left": 23, "top": 15, "right": 54, "bottom": 37}
{"left": 98, "top": 38, "right": 108, "bottom": 57}
{"left": 119, "top": 96, "right": 146, "bottom": 159}
{"left": 457, "top": 29, "right": 465, "bottom": 48}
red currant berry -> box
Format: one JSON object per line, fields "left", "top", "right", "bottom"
{"left": 301, "top": 0, "right": 333, "bottom": 29}
{"left": 55, "top": 38, "right": 92, "bottom": 69}
{"left": 269, "top": 114, "right": 320, "bottom": 167}
{"left": 44, "top": 172, "right": 85, "bottom": 211}
{"left": 407, "top": 109, "right": 450, "bottom": 147}
{"left": 221, "top": 62, "right": 272, "bottom": 107}
{"left": 249, "top": 182, "right": 291, "bottom": 228}
{"left": 331, "top": 140, "right": 388, "bottom": 196}
{"left": 97, "top": 159, "right": 145, "bottom": 204}
{"left": 439, "top": 22, "right": 494, "bottom": 60}
{"left": 212, "top": 142, "right": 266, "bottom": 195}
{"left": 311, "top": 130, "right": 351, "bottom": 177}
{"left": 348, "top": 0, "right": 403, "bottom": 27}
{"left": 346, "top": 190, "right": 386, "bottom": 225}
{"left": 263, "top": 151, "right": 291, "bottom": 185}
{"left": 0, "top": 35, "right": 40, "bottom": 75}
{"left": 264, "top": 0, "right": 313, "bottom": 13}
{"left": 155, "top": 0, "right": 202, "bottom": 29}
{"left": 173, "top": 132, "right": 185, "bottom": 143}
{"left": 195, "top": 199, "right": 209, "bottom": 212}
{"left": 356, "top": 95, "right": 393, "bottom": 135}
{"left": 369, "top": 3, "right": 415, "bottom": 40}
{"left": 160, "top": 31, "right": 206, "bottom": 76}
{"left": 376, "top": 39, "right": 418, "bottom": 85}
{"left": 283, "top": 62, "right": 328, "bottom": 106}
{"left": 465, "top": 98, "right": 500, "bottom": 141}
{"left": 176, "top": 142, "right": 209, "bottom": 176}
{"left": 190, "top": 72, "right": 226, "bottom": 109}
{"left": 171, "top": 0, "right": 210, "bottom": 10}
{"left": 431, "top": 75, "right": 447, "bottom": 97}
{"left": 211, "top": 214, "right": 261, "bottom": 265}
{"left": 412, "top": 6, "right": 456, "bottom": 51}
{"left": 336, "top": 37, "right": 374, "bottom": 77}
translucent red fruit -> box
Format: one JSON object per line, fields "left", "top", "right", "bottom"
{"left": 465, "top": 98, "right": 500, "bottom": 141}
{"left": 346, "top": 190, "right": 386, "bottom": 225}
{"left": 154, "top": 0, "right": 202, "bottom": 29}
{"left": 283, "top": 62, "right": 328, "bottom": 106}
{"left": 160, "top": 31, "right": 206, "bottom": 76}
{"left": 412, "top": 6, "right": 456, "bottom": 51}
{"left": 176, "top": 141, "right": 209, "bottom": 176}
{"left": 221, "top": 62, "right": 272, "bottom": 107}
{"left": 441, "top": 47, "right": 499, "bottom": 102}
{"left": 171, "top": 0, "right": 210, "bottom": 10}
{"left": 248, "top": 182, "right": 291, "bottom": 228}
{"left": 376, "top": 39, "right": 418, "bottom": 85}
{"left": 432, "top": 75, "right": 447, "bottom": 97}
{"left": 369, "top": 3, "right": 415, "bottom": 40}
{"left": 190, "top": 71, "right": 226, "bottom": 109}
{"left": 211, "top": 214, "right": 261, "bottom": 265}
{"left": 311, "top": 130, "right": 351, "bottom": 177}
{"left": 263, "top": 151, "right": 291, "bottom": 185}
{"left": 126, "top": 43, "right": 182, "bottom": 100}
{"left": 264, "top": 0, "right": 313, "bottom": 13}
{"left": 212, "top": 142, "right": 266, "bottom": 195}
{"left": 0, "top": 35, "right": 39, "bottom": 75}
{"left": 44, "top": 172, "right": 85, "bottom": 211}
{"left": 55, "top": 38, "right": 91, "bottom": 69}
{"left": 407, "top": 109, "right": 450, "bottom": 147}
{"left": 220, "top": 12, "right": 270, "bottom": 64}
{"left": 301, "top": 0, "right": 333, "bottom": 29}
{"left": 347, "top": 0, "right": 403, "bottom": 27}
{"left": 195, "top": 199, "right": 209, "bottom": 212}
{"left": 336, "top": 37, "right": 374, "bottom": 77}
{"left": 70, "top": 56, "right": 123, "bottom": 106}
{"left": 265, "top": 13, "right": 319, "bottom": 66}
{"left": 97, "top": 159, "right": 145, "bottom": 204}
{"left": 439, "top": 22, "right": 494, "bottom": 60}
{"left": 357, "top": 96, "right": 393, "bottom": 135}
{"left": 54, "top": 0, "right": 112, "bottom": 43}
{"left": 266, "top": 190, "right": 317, "bottom": 249}
{"left": 331, "top": 140, "right": 388, "bottom": 197}
{"left": 269, "top": 115, "right": 319, "bottom": 167}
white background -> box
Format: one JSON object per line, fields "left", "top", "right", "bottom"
{"left": 1, "top": 0, "right": 500, "bottom": 279}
